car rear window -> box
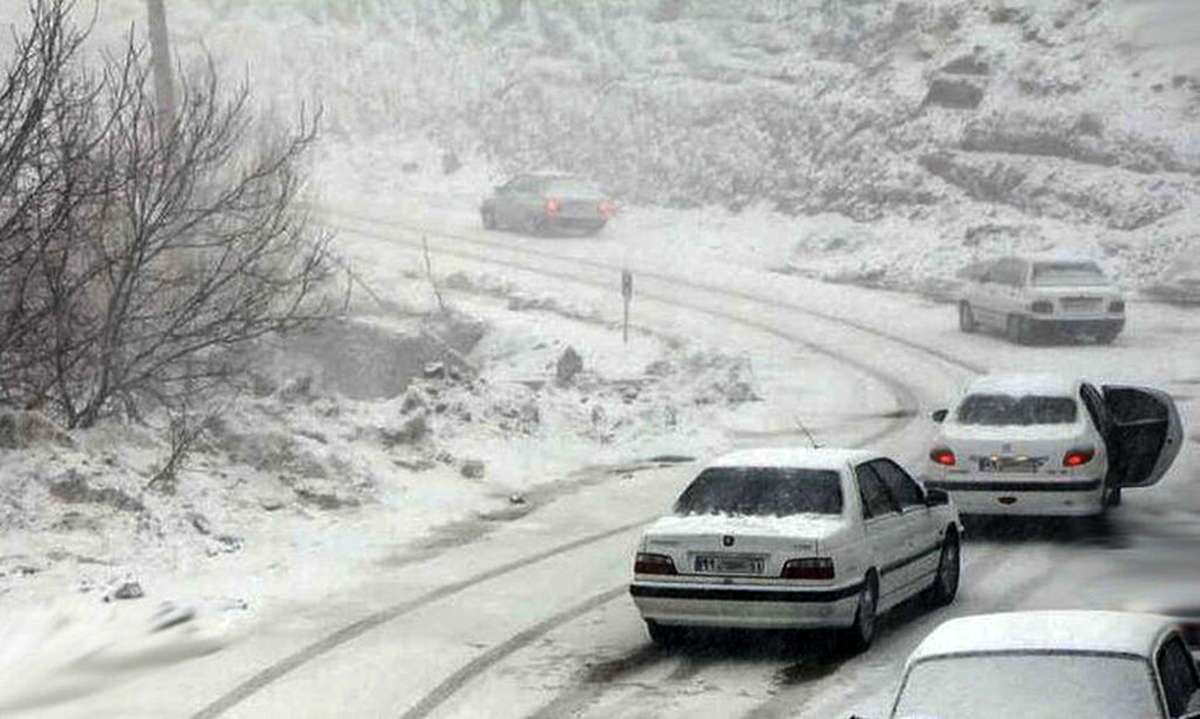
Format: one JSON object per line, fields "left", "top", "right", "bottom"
{"left": 673, "top": 467, "right": 843, "bottom": 517}
{"left": 543, "top": 177, "right": 600, "bottom": 195}
{"left": 1031, "top": 262, "right": 1108, "bottom": 287}
{"left": 955, "top": 394, "right": 1078, "bottom": 426}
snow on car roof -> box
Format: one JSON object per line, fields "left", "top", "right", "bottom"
{"left": 706, "top": 447, "right": 877, "bottom": 471}
{"left": 1023, "top": 249, "right": 1101, "bottom": 265}
{"left": 909, "top": 611, "right": 1178, "bottom": 663}
{"left": 965, "top": 373, "right": 1080, "bottom": 397}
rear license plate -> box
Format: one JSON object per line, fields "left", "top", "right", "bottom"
{"left": 694, "top": 555, "right": 765, "bottom": 575}
{"left": 979, "top": 456, "right": 1044, "bottom": 473}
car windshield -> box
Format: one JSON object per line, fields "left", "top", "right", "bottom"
{"left": 892, "top": 653, "right": 1159, "bottom": 719}
{"left": 674, "top": 467, "right": 843, "bottom": 517}
{"left": 1031, "top": 262, "right": 1108, "bottom": 287}
{"left": 955, "top": 394, "right": 1078, "bottom": 426}
{"left": 543, "top": 177, "right": 601, "bottom": 195}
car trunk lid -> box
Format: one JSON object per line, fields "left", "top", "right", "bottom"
{"left": 642, "top": 514, "right": 843, "bottom": 578}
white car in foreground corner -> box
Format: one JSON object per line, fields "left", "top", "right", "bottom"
{"left": 925, "top": 373, "right": 1182, "bottom": 517}
{"left": 629, "top": 448, "right": 963, "bottom": 653}
{"left": 878, "top": 611, "right": 1200, "bottom": 719}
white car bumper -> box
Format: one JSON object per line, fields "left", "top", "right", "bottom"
{"left": 629, "top": 580, "right": 861, "bottom": 629}
{"left": 924, "top": 476, "right": 1105, "bottom": 517}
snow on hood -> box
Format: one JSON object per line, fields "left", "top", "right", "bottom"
{"left": 645, "top": 512, "right": 845, "bottom": 539}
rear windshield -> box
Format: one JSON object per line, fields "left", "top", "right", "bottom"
{"left": 674, "top": 467, "right": 843, "bottom": 517}
{"left": 1031, "top": 262, "right": 1108, "bottom": 287}
{"left": 955, "top": 394, "right": 1078, "bottom": 426}
{"left": 542, "top": 177, "right": 600, "bottom": 195}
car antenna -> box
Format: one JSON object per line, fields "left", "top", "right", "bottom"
{"left": 793, "top": 415, "right": 821, "bottom": 449}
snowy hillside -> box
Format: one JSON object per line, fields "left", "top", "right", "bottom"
{"left": 56, "top": 0, "right": 1200, "bottom": 294}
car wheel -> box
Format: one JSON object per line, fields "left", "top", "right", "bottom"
{"left": 1096, "top": 329, "right": 1120, "bottom": 345}
{"left": 837, "top": 573, "right": 878, "bottom": 655}
{"left": 646, "top": 620, "right": 680, "bottom": 647}
{"left": 523, "top": 213, "right": 547, "bottom": 236}
{"left": 1006, "top": 315, "right": 1030, "bottom": 345}
{"left": 1105, "top": 485, "right": 1123, "bottom": 508}
{"left": 481, "top": 207, "right": 497, "bottom": 230}
{"left": 923, "top": 530, "right": 960, "bottom": 608}
{"left": 958, "top": 302, "right": 977, "bottom": 333}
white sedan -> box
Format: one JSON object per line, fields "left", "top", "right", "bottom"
{"left": 881, "top": 611, "right": 1200, "bottom": 719}
{"left": 629, "top": 448, "right": 963, "bottom": 653}
{"left": 924, "top": 373, "right": 1182, "bottom": 517}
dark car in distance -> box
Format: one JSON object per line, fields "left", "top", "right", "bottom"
{"left": 481, "top": 173, "right": 615, "bottom": 236}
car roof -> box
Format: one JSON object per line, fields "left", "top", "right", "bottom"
{"left": 909, "top": 611, "right": 1178, "bottom": 664}
{"left": 965, "top": 373, "right": 1080, "bottom": 397}
{"left": 706, "top": 447, "right": 878, "bottom": 471}
{"left": 518, "top": 171, "right": 581, "bottom": 180}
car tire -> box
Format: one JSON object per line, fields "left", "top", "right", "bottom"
{"left": 523, "top": 213, "right": 547, "bottom": 236}
{"left": 1105, "top": 485, "right": 1123, "bottom": 507}
{"left": 958, "top": 302, "right": 977, "bottom": 333}
{"left": 923, "top": 530, "right": 960, "bottom": 608}
{"left": 837, "top": 573, "right": 878, "bottom": 655}
{"left": 646, "top": 620, "right": 680, "bottom": 647}
{"left": 481, "top": 207, "right": 497, "bottom": 230}
{"left": 1096, "top": 329, "right": 1120, "bottom": 345}
{"left": 1006, "top": 315, "right": 1030, "bottom": 345}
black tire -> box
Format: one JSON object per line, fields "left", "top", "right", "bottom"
{"left": 646, "top": 620, "right": 680, "bottom": 647}
{"left": 958, "top": 302, "right": 977, "bottom": 333}
{"left": 1006, "top": 315, "right": 1030, "bottom": 345}
{"left": 837, "top": 573, "right": 878, "bottom": 655}
{"left": 523, "top": 213, "right": 547, "bottom": 236}
{"left": 923, "top": 530, "right": 961, "bottom": 608}
{"left": 1105, "top": 485, "right": 1123, "bottom": 507}
{"left": 481, "top": 207, "right": 497, "bottom": 230}
{"left": 1096, "top": 329, "right": 1120, "bottom": 345}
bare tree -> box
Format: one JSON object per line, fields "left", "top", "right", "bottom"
{"left": 0, "top": 1, "right": 335, "bottom": 433}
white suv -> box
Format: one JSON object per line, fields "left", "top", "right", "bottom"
{"left": 958, "top": 255, "right": 1126, "bottom": 344}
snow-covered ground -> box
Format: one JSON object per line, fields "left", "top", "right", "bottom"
{"left": 2, "top": 1, "right": 1200, "bottom": 716}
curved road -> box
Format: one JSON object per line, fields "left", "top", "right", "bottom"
{"left": 63, "top": 208, "right": 1200, "bottom": 718}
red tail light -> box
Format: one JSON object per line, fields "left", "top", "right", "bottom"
{"left": 781, "top": 557, "right": 835, "bottom": 580}
{"left": 930, "top": 448, "right": 957, "bottom": 466}
{"left": 634, "top": 552, "right": 677, "bottom": 575}
{"left": 1063, "top": 447, "right": 1095, "bottom": 467}
{"left": 544, "top": 197, "right": 561, "bottom": 217}
{"left": 598, "top": 200, "right": 616, "bottom": 218}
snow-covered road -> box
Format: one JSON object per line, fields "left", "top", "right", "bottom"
{"left": 54, "top": 208, "right": 1200, "bottom": 719}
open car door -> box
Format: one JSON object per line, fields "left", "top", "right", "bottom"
{"left": 1102, "top": 385, "right": 1184, "bottom": 488}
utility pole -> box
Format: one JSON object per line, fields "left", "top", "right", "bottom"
{"left": 146, "top": 0, "right": 175, "bottom": 132}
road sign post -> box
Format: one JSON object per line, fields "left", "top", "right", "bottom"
{"left": 621, "top": 269, "right": 633, "bottom": 345}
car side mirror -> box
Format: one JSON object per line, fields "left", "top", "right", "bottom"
{"left": 931, "top": 409, "right": 949, "bottom": 423}
{"left": 925, "top": 488, "right": 950, "bottom": 507}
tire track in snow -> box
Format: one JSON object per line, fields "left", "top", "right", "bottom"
{"left": 316, "top": 207, "right": 988, "bottom": 376}
{"left": 196, "top": 210, "right": 980, "bottom": 718}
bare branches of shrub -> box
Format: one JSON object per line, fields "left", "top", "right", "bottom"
{"left": 0, "top": 0, "right": 334, "bottom": 431}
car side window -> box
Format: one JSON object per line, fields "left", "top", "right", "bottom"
{"left": 854, "top": 464, "right": 901, "bottom": 520}
{"left": 1156, "top": 636, "right": 1200, "bottom": 717}
{"left": 994, "top": 258, "right": 1025, "bottom": 287}
{"left": 871, "top": 459, "right": 925, "bottom": 510}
